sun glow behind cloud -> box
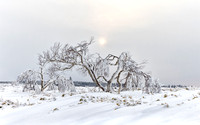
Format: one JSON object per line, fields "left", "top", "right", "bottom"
{"left": 98, "top": 37, "right": 107, "bottom": 46}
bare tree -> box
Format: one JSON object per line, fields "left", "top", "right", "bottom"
{"left": 17, "top": 70, "right": 40, "bottom": 93}
{"left": 96, "top": 53, "right": 121, "bottom": 92}
{"left": 40, "top": 38, "right": 105, "bottom": 91}
{"left": 17, "top": 54, "right": 76, "bottom": 93}
{"left": 38, "top": 54, "right": 47, "bottom": 91}
{"left": 113, "top": 53, "right": 144, "bottom": 93}
{"left": 56, "top": 76, "right": 76, "bottom": 93}
{"left": 39, "top": 38, "right": 161, "bottom": 93}
{"left": 37, "top": 53, "right": 64, "bottom": 92}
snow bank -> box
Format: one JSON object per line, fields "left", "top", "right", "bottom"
{"left": 0, "top": 84, "right": 200, "bottom": 125}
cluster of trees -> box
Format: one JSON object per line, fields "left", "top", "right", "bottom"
{"left": 17, "top": 69, "right": 76, "bottom": 93}
{"left": 17, "top": 37, "right": 161, "bottom": 94}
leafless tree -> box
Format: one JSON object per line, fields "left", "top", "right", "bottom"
{"left": 96, "top": 53, "right": 121, "bottom": 92}
{"left": 38, "top": 54, "right": 47, "bottom": 91}
{"left": 56, "top": 76, "right": 76, "bottom": 93}
{"left": 17, "top": 70, "right": 40, "bottom": 93}
{"left": 17, "top": 55, "right": 76, "bottom": 93}
{"left": 40, "top": 37, "right": 105, "bottom": 91}
{"left": 37, "top": 53, "right": 63, "bottom": 91}
{"left": 113, "top": 53, "right": 145, "bottom": 93}
{"left": 39, "top": 37, "right": 161, "bottom": 93}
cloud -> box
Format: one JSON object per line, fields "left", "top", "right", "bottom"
{"left": 0, "top": 0, "right": 200, "bottom": 86}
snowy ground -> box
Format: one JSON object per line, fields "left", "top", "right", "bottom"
{"left": 0, "top": 84, "right": 200, "bottom": 125}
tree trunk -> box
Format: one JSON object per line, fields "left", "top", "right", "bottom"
{"left": 40, "top": 68, "right": 44, "bottom": 91}
{"left": 85, "top": 67, "right": 105, "bottom": 91}
{"left": 123, "top": 72, "right": 131, "bottom": 91}
{"left": 106, "top": 81, "right": 112, "bottom": 92}
{"left": 116, "top": 70, "right": 123, "bottom": 94}
{"left": 117, "top": 79, "right": 122, "bottom": 94}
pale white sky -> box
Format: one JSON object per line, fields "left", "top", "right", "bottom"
{"left": 1, "top": 0, "right": 200, "bottom": 86}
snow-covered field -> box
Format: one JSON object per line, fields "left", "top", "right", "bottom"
{"left": 0, "top": 84, "right": 200, "bottom": 125}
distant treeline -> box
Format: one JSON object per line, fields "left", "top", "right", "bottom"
{"left": 74, "top": 81, "right": 107, "bottom": 87}
{"left": 0, "top": 81, "right": 12, "bottom": 84}
{"left": 162, "top": 85, "right": 187, "bottom": 88}
{"left": 0, "top": 81, "right": 188, "bottom": 88}
{"left": 74, "top": 83, "right": 189, "bottom": 88}
{"left": 0, "top": 81, "right": 106, "bottom": 87}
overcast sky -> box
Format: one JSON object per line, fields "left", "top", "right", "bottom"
{"left": 0, "top": 0, "right": 200, "bottom": 86}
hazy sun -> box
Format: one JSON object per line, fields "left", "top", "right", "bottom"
{"left": 99, "top": 38, "right": 107, "bottom": 46}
